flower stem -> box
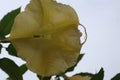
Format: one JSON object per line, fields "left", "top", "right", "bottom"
{"left": 0, "top": 39, "right": 10, "bottom": 43}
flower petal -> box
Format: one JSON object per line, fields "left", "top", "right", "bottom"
{"left": 9, "top": 0, "right": 82, "bottom": 77}
{"left": 9, "top": 12, "right": 39, "bottom": 39}
{"left": 35, "top": 0, "right": 80, "bottom": 34}
{"left": 9, "top": 0, "right": 79, "bottom": 40}
{"left": 11, "top": 27, "right": 81, "bottom": 77}
{"left": 68, "top": 75, "right": 92, "bottom": 80}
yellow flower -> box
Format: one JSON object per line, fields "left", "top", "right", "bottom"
{"left": 68, "top": 75, "right": 91, "bottom": 80}
{"left": 9, "top": 0, "right": 82, "bottom": 77}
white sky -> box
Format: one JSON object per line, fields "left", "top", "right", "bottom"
{"left": 0, "top": 0, "right": 120, "bottom": 80}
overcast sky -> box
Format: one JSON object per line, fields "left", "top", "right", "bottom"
{"left": 0, "top": 0, "right": 120, "bottom": 80}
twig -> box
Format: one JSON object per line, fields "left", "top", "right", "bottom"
{"left": 0, "top": 39, "right": 10, "bottom": 43}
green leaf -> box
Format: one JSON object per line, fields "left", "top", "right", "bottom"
{"left": 37, "top": 75, "right": 51, "bottom": 80}
{"left": 75, "top": 72, "right": 94, "bottom": 77}
{"left": 65, "top": 54, "right": 84, "bottom": 72}
{"left": 0, "top": 36, "right": 5, "bottom": 40}
{"left": 42, "top": 77, "right": 51, "bottom": 80}
{"left": 91, "top": 68, "right": 104, "bottom": 80}
{"left": 111, "top": 73, "right": 120, "bottom": 80}
{"left": 0, "top": 58, "right": 23, "bottom": 80}
{"left": 6, "top": 44, "right": 17, "bottom": 57}
{"left": 6, "top": 77, "right": 13, "bottom": 80}
{"left": 0, "top": 8, "right": 20, "bottom": 39}
{"left": 37, "top": 75, "right": 42, "bottom": 80}
{"left": 55, "top": 77, "right": 61, "bottom": 80}
{"left": 19, "top": 64, "right": 28, "bottom": 75}
{"left": 0, "top": 44, "right": 2, "bottom": 54}
{"left": 55, "top": 75, "right": 61, "bottom": 80}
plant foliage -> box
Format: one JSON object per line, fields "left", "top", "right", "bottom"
{"left": 6, "top": 43, "right": 17, "bottom": 57}
{"left": 0, "top": 44, "right": 2, "bottom": 54}
{"left": 0, "top": 58, "right": 23, "bottom": 80}
{"left": 0, "top": 8, "right": 20, "bottom": 39}
{"left": 0, "top": 7, "right": 120, "bottom": 80}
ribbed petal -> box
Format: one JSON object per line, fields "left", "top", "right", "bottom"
{"left": 9, "top": 0, "right": 82, "bottom": 77}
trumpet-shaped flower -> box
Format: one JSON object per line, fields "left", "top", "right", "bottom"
{"left": 9, "top": 0, "right": 82, "bottom": 77}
